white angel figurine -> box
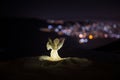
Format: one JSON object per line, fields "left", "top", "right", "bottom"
{"left": 47, "top": 38, "right": 65, "bottom": 61}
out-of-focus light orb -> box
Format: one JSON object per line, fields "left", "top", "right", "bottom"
{"left": 88, "top": 34, "right": 93, "bottom": 39}
{"left": 116, "top": 35, "right": 120, "bottom": 38}
{"left": 58, "top": 25, "right": 62, "bottom": 29}
{"left": 48, "top": 25, "right": 53, "bottom": 29}
{"left": 55, "top": 28, "right": 59, "bottom": 32}
{"left": 79, "top": 38, "right": 85, "bottom": 43}
{"left": 103, "top": 27, "right": 108, "bottom": 32}
{"left": 104, "top": 34, "right": 108, "bottom": 38}
{"left": 62, "top": 30, "right": 71, "bottom": 36}
{"left": 84, "top": 38, "right": 88, "bottom": 43}
{"left": 79, "top": 34, "right": 84, "bottom": 38}
{"left": 79, "top": 38, "right": 88, "bottom": 44}
{"left": 113, "top": 24, "right": 117, "bottom": 28}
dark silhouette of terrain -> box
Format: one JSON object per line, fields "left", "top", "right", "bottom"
{"left": 94, "top": 39, "right": 120, "bottom": 52}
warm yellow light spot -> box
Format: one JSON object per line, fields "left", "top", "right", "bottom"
{"left": 89, "top": 34, "right": 93, "bottom": 39}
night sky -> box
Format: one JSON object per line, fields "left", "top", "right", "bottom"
{"left": 1, "top": 0, "right": 120, "bottom": 20}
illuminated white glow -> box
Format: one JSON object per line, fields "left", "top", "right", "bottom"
{"left": 79, "top": 39, "right": 84, "bottom": 43}
{"left": 50, "top": 50, "right": 61, "bottom": 61}
{"left": 39, "top": 55, "right": 63, "bottom": 61}
{"left": 79, "top": 34, "right": 83, "bottom": 38}
{"left": 79, "top": 38, "right": 88, "bottom": 44}
{"left": 39, "top": 38, "right": 65, "bottom": 61}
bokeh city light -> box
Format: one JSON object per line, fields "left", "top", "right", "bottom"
{"left": 40, "top": 19, "right": 120, "bottom": 44}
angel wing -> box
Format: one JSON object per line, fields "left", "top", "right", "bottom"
{"left": 46, "top": 38, "right": 53, "bottom": 50}
{"left": 48, "top": 38, "right": 53, "bottom": 45}
{"left": 58, "top": 38, "right": 65, "bottom": 50}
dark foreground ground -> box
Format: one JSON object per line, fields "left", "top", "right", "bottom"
{"left": 0, "top": 52, "right": 119, "bottom": 80}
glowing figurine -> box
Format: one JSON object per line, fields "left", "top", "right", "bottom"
{"left": 47, "top": 38, "right": 65, "bottom": 61}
